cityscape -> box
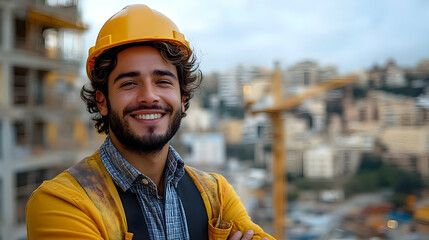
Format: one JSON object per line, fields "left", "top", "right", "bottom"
{"left": 1, "top": 0, "right": 429, "bottom": 240}
{"left": 180, "top": 58, "right": 429, "bottom": 240}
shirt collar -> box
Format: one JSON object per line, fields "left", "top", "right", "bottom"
{"left": 99, "top": 135, "right": 185, "bottom": 192}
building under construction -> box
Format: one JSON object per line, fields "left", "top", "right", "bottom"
{"left": 0, "top": 0, "right": 97, "bottom": 239}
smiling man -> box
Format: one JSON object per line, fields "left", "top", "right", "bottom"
{"left": 26, "top": 4, "right": 274, "bottom": 240}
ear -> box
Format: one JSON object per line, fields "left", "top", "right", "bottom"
{"left": 96, "top": 90, "right": 108, "bottom": 116}
{"left": 181, "top": 95, "right": 186, "bottom": 113}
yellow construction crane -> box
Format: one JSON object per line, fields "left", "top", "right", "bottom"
{"left": 250, "top": 65, "right": 358, "bottom": 240}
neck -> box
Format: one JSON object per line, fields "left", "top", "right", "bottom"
{"left": 109, "top": 134, "right": 170, "bottom": 192}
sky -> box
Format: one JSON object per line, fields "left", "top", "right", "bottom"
{"left": 81, "top": 0, "right": 429, "bottom": 75}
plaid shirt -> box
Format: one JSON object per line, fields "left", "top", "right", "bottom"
{"left": 99, "top": 136, "right": 190, "bottom": 240}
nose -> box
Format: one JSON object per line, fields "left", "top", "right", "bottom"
{"left": 136, "top": 84, "right": 159, "bottom": 104}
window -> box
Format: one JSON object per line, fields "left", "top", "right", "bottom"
{"left": 32, "top": 121, "right": 45, "bottom": 147}
{"left": 384, "top": 111, "right": 396, "bottom": 126}
{"left": 14, "top": 17, "right": 26, "bottom": 49}
{"left": 42, "top": 28, "right": 58, "bottom": 58}
{"left": 61, "top": 29, "right": 82, "bottom": 61}
{"left": 36, "top": 71, "right": 47, "bottom": 106}
{"left": 45, "top": 0, "right": 77, "bottom": 7}
{"left": 304, "top": 71, "right": 310, "bottom": 85}
{"left": 359, "top": 109, "right": 366, "bottom": 122}
{"left": 343, "top": 151, "right": 352, "bottom": 174}
{"left": 13, "top": 67, "right": 28, "bottom": 105}
{"left": 13, "top": 121, "right": 26, "bottom": 146}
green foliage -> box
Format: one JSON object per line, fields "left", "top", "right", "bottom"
{"left": 345, "top": 164, "right": 424, "bottom": 205}
{"left": 352, "top": 86, "right": 368, "bottom": 99}
{"left": 226, "top": 143, "right": 254, "bottom": 161}
{"left": 377, "top": 86, "right": 424, "bottom": 98}
{"left": 392, "top": 170, "right": 423, "bottom": 194}
{"left": 295, "top": 179, "right": 333, "bottom": 190}
{"left": 377, "top": 166, "right": 398, "bottom": 188}
{"left": 288, "top": 189, "right": 299, "bottom": 201}
{"left": 344, "top": 171, "right": 380, "bottom": 197}
{"left": 359, "top": 153, "right": 383, "bottom": 171}
{"left": 286, "top": 173, "right": 301, "bottom": 182}
{"left": 291, "top": 153, "right": 424, "bottom": 208}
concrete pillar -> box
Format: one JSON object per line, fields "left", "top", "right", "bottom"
{"left": 1, "top": 118, "right": 12, "bottom": 161}
{"left": 1, "top": 119, "right": 15, "bottom": 240}
{"left": 1, "top": 55, "right": 12, "bottom": 108}
{"left": 0, "top": 30, "right": 12, "bottom": 108}
{"left": 0, "top": 3, "right": 14, "bottom": 238}
{"left": 1, "top": 2, "right": 13, "bottom": 51}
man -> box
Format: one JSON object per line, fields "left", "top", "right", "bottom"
{"left": 26, "top": 4, "right": 274, "bottom": 240}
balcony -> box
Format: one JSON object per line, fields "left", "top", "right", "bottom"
{"left": 13, "top": 6, "right": 86, "bottom": 62}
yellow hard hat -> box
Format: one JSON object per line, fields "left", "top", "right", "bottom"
{"left": 86, "top": 4, "right": 190, "bottom": 78}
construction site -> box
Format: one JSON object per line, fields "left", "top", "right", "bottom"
{"left": 0, "top": 0, "right": 101, "bottom": 239}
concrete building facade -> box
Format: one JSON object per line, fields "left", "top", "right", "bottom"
{"left": 0, "top": 0, "right": 95, "bottom": 239}
{"left": 304, "top": 145, "right": 343, "bottom": 179}
{"left": 378, "top": 126, "right": 429, "bottom": 177}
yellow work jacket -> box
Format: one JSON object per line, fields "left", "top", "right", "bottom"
{"left": 26, "top": 151, "right": 274, "bottom": 240}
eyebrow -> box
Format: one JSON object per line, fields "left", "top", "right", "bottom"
{"left": 113, "top": 71, "right": 140, "bottom": 83}
{"left": 153, "top": 69, "right": 177, "bottom": 81}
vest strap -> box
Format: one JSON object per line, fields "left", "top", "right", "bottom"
{"left": 67, "top": 157, "right": 128, "bottom": 240}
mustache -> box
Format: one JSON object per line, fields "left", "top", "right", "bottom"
{"left": 123, "top": 104, "right": 173, "bottom": 116}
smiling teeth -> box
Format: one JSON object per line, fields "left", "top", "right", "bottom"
{"left": 134, "top": 114, "right": 162, "bottom": 120}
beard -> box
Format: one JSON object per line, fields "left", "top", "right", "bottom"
{"left": 107, "top": 101, "right": 182, "bottom": 154}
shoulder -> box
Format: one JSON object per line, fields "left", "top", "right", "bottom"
{"left": 27, "top": 151, "right": 103, "bottom": 214}
{"left": 26, "top": 170, "right": 97, "bottom": 236}
{"left": 185, "top": 165, "right": 227, "bottom": 183}
{"left": 27, "top": 167, "right": 90, "bottom": 211}
{"left": 26, "top": 155, "right": 110, "bottom": 239}
{"left": 184, "top": 165, "right": 232, "bottom": 194}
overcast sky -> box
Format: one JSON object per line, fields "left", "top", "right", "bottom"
{"left": 81, "top": 0, "right": 429, "bottom": 75}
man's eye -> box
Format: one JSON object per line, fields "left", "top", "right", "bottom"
{"left": 120, "top": 81, "right": 136, "bottom": 87}
{"left": 158, "top": 80, "right": 172, "bottom": 85}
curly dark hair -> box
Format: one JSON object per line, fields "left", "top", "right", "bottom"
{"left": 80, "top": 41, "right": 202, "bottom": 134}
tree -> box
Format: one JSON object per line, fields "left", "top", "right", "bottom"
{"left": 393, "top": 170, "right": 423, "bottom": 194}
{"left": 359, "top": 153, "right": 383, "bottom": 171}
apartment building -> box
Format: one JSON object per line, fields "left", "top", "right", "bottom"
{"left": 378, "top": 126, "right": 429, "bottom": 178}
{"left": 385, "top": 59, "right": 406, "bottom": 88}
{"left": 303, "top": 145, "right": 343, "bottom": 179}
{"left": 181, "top": 132, "right": 226, "bottom": 168}
{"left": 219, "top": 65, "right": 269, "bottom": 110}
{"left": 376, "top": 92, "right": 417, "bottom": 127}
{"left": 0, "top": 0, "right": 95, "bottom": 239}
{"left": 367, "top": 64, "right": 385, "bottom": 88}
{"left": 366, "top": 59, "right": 408, "bottom": 88}
{"left": 182, "top": 101, "right": 212, "bottom": 132}
{"left": 285, "top": 115, "right": 310, "bottom": 176}
{"left": 416, "top": 59, "right": 429, "bottom": 79}
{"left": 334, "top": 134, "right": 375, "bottom": 175}
{"left": 284, "top": 61, "right": 338, "bottom": 96}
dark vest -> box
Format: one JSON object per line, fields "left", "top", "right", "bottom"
{"left": 118, "top": 171, "right": 209, "bottom": 240}
{"left": 68, "top": 158, "right": 209, "bottom": 240}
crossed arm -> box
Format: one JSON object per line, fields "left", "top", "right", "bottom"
{"left": 27, "top": 170, "right": 275, "bottom": 240}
